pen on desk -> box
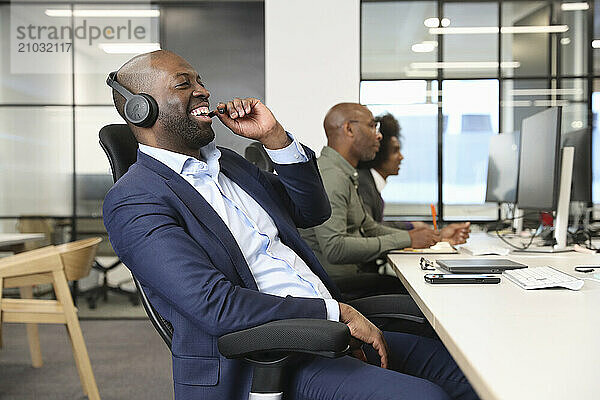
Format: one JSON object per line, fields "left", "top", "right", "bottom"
{"left": 430, "top": 203, "right": 438, "bottom": 231}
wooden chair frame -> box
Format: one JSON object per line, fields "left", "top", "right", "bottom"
{"left": 0, "top": 240, "right": 101, "bottom": 400}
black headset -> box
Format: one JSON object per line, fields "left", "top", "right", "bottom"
{"left": 106, "top": 71, "right": 159, "bottom": 128}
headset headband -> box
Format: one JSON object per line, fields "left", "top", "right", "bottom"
{"left": 106, "top": 71, "right": 133, "bottom": 101}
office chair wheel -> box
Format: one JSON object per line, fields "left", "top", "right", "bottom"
{"left": 129, "top": 295, "right": 140, "bottom": 306}
{"left": 87, "top": 298, "right": 97, "bottom": 309}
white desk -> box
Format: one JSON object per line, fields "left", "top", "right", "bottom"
{"left": 389, "top": 233, "right": 600, "bottom": 400}
{"left": 0, "top": 233, "right": 45, "bottom": 252}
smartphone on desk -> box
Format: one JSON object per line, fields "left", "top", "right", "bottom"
{"left": 424, "top": 273, "right": 501, "bottom": 284}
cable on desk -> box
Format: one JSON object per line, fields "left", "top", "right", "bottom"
{"left": 484, "top": 211, "right": 540, "bottom": 236}
{"left": 568, "top": 228, "right": 596, "bottom": 250}
{"left": 495, "top": 225, "right": 539, "bottom": 250}
{"left": 501, "top": 211, "right": 540, "bottom": 221}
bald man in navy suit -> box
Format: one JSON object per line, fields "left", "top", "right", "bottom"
{"left": 103, "top": 50, "right": 478, "bottom": 400}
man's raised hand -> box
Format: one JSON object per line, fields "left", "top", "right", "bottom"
{"left": 215, "top": 97, "right": 291, "bottom": 150}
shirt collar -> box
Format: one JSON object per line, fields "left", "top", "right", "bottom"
{"left": 370, "top": 168, "right": 387, "bottom": 193}
{"left": 138, "top": 140, "right": 222, "bottom": 179}
{"left": 320, "top": 146, "right": 358, "bottom": 178}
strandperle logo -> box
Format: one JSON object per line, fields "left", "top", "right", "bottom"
{"left": 10, "top": 5, "right": 159, "bottom": 73}
{"left": 15, "top": 19, "right": 148, "bottom": 46}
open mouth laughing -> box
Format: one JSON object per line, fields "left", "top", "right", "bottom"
{"left": 189, "top": 103, "right": 212, "bottom": 122}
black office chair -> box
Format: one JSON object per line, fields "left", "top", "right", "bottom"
{"left": 99, "top": 124, "right": 351, "bottom": 399}
{"left": 99, "top": 124, "right": 426, "bottom": 398}
{"left": 244, "top": 141, "right": 274, "bottom": 173}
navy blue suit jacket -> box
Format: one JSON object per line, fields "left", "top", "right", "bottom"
{"left": 103, "top": 145, "right": 340, "bottom": 400}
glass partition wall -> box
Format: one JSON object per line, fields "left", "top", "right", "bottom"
{"left": 0, "top": 2, "right": 264, "bottom": 253}
{"left": 361, "top": 0, "right": 597, "bottom": 221}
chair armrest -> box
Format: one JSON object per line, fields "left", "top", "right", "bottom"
{"left": 0, "top": 246, "right": 62, "bottom": 278}
{"left": 348, "top": 294, "right": 426, "bottom": 324}
{"left": 218, "top": 319, "right": 350, "bottom": 360}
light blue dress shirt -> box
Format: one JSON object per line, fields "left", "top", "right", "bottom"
{"left": 138, "top": 137, "right": 339, "bottom": 321}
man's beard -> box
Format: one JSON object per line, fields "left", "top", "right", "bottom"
{"left": 159, "top": 111, "right": 215, "bottom": 150}
{"left": 360, "top": 148, "right": 378, "bottom": 162}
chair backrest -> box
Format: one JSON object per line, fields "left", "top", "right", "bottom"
{"left": 99, "top": 124, "right": 139, "bottom": 183}
{"left": 0, "top": 245, "right": 62, "bottom": 282}
{"left": 244, "top": 141, "right": 274, "bottom": 172}
{"left": 16, "top": 218, "right": 54, "bottom": 251}
{"left": 55, "top": 238, "right": 102, "bottom": 281}
{"left": 99, "top": 124, "right": 174, "bottom": 349}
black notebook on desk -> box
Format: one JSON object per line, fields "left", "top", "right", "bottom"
{"left": 436, "top": 258, "right": 527, "bottom": 274}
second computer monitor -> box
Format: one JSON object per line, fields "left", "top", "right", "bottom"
{"left": 485, "top": 131, "right": 520, "bottom": 203}
{"left": 561, "top": 128, "right": 592, "bottom": 204}
{"left": 516, "top": 107, "right": 562, "bottom": 211}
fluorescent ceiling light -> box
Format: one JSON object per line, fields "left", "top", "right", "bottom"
{"left": 410, "top": 61, "right": 520, "bottom": 69}
{"left": 501, "top": 100, "right": 533, "bottom": 107}
{"left": 99, "top": 43, "right": 161, "bottom": 54}
{"left": 45, "top": 9, "right": 160, "bottom": 17}
{"left": 533, "top": 100, "right": 570, "bottom": 107}
{"left": 44, "top": 10, "right": 72, "bottom": 17}
{"left": 571, "top": 120, "right": 584, "bottom": 129}
{"left": 424, "top": 17, "right": 439, "bottom": 28}
{"left": 502, "top": 25, "right": 569, "bottom": 33}
{"left": 424, "top": 17, "right": 451, "bottom": 28}
{"left": 561, "top": 3, "right": 589, "bottom": 11}
{"left": 509, "top": 88, "right": 583, "bottom": 96}
{"left": 412, "top": 43, "right": 436, "bottom": 53}
{"left": 430, "top": 27, "right": 498, "bottom": 34}
{"left": 404, "top": 69, "right": 437, "bottom": 78}
{"left": 592, "top": 40, "right": 600, "bottom": 48}
{"left": 429, "top": 25, "right": 569, "bottom": 34}
{"left": 502, "top": 100, "right": 570, "bottom": 107}
{"left": 411, "top": 41, "right": 438, "bottom": 53}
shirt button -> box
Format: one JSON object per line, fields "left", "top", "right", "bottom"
{"left": 353, "top": 172, "right": 358, "bottom": 177}
{"left": 294, "top": 154, "right": 300, "bottom": 159}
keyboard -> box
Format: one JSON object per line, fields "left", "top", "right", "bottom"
{"left": 503, "top": 266, "right": 584, "bottom": 290}
{"left": 459, "top": 244, "right": 510, "bottom": 256}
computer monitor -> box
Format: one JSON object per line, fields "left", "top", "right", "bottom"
{"left": 516, "top": 107, "right": 562, "bottom": 211}
{"left": 561, "top": 128, "right": 592, "bottom": 204}
{"left": 485, "top": 131, "right": 520, "bottom": 203}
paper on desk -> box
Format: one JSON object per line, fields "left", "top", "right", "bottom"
{"left": 458, "top": 245, "right": 511, "bottom": 256}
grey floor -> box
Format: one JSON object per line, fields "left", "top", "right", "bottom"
{"left": 77, "top": 291, "right": 147, "bottom": 319}
{"left": 0, "top": 320, "right": 173, "bottom": 400}
{"left": 76, "top": 257, "right": 147, "bottom": 320}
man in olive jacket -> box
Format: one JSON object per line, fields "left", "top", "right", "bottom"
{"left": 301, "top": 103, "right": 441, "bottom": 280}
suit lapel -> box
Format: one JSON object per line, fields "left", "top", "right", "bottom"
{"left": 219, "top": 155, "right": 310, "bottom": 263}
{"left": 137, "top": 150, "right": 341, "bottom": 299}
{"left": 220, "top": 153, "right": 341, "bottom": 299}
{"left": 219, "top": 158, "right": 290, "bottom": 227}
{"left": 138, "top": 151, "right": 258, "bottom": 290}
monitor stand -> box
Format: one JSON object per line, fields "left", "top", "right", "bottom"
{"left": 513, "top": 206, "right": 523, "bottom": 236}
{"left": 514, "top": 147, "right": 575, "bottom": 253}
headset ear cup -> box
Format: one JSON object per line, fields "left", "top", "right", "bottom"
{"left": 124, "top": 94, "right": 158, "bottom": 128}
{"left": 139, "top": 93, "right": 159, "bottom": 127}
